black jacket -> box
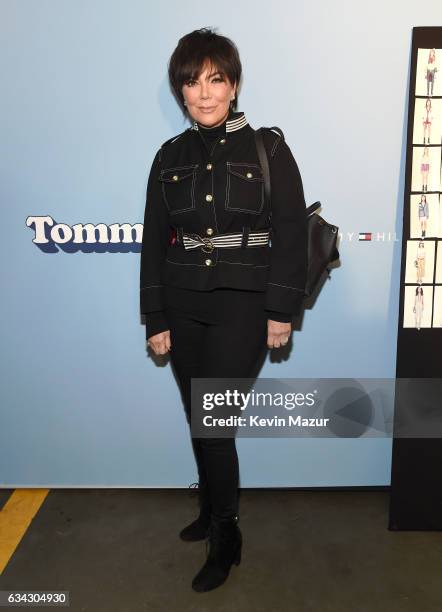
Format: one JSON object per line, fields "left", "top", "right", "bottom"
{"left": 140, "top": 108, "right": 308, "bottom": 339}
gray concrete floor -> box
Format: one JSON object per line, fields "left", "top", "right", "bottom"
{"left": 0, "top": 488, "right": 441, "bottom": 611}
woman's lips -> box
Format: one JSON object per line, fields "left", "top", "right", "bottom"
{"left": 199, "top": 107, "right": 216, "bottom": 113}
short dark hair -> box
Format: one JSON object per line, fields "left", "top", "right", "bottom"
{"left": 168, "top": 27, "right": 242, "bottom": 115}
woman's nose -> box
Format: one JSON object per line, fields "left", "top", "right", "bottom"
{"left": 200, "top": 84, "right": 210, "bottom": 98}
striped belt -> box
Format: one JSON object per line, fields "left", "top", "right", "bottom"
{"left": 179, "top": 229, "right": 270, "bottom": 253}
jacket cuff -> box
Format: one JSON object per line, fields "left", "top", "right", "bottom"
{"left": 140, "top": 285, "right": 164, "bottom": 314}
{"left": 265, "top": 310, "right": 293, "bottom": 323}
{"left": 264, "top": 283, "right": 305, "bottom": 317}
{"left": 145, "top": 310, "right": 169, "bottom": 340}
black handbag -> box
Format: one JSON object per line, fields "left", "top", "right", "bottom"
{"left": 254, "top": 127, "right": 339, "bottom": 297}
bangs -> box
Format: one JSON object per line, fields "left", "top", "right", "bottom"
{"left": 183, "top": 55, "right": 230, "bottom": 84}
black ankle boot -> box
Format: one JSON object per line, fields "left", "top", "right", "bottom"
{"left": 179, "top": 482, "right": 211, "bottom": 541}
{"left": 191, "top": 513, "right": 242, "bottom": 592}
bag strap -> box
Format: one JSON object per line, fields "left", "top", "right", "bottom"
{"left": 255, "top": 127, "right": 277, "bottom": 224}
{"left": 306, "top": 201, "right": 321, "bottom": 216}
{"left": 254, "top": 128, "right": 271, "bottom": 209}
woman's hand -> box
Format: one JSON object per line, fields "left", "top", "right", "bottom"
{"left": 267, "top": 319, "right": 291, "bottom": 349}
{"left": 147, "top": 330, "right": 171, "bottom": 355}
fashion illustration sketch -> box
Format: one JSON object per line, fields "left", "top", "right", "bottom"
{"left": 415, "top": 241, "right": 426, "bottom": 284}
{"left": 418, "top": 195, "right": 429, "bottom": 237}
{"left": 420, "top": 146, "right": 430, "bottom": 191}
{"left": 422, "top": 98, "right": 433, "bottom": 144}
{"left": 425, "top": 48, "right": 438, "bottom": 96}
{"left": 412, "top": 97, "right": 442, "bottom": 146}
{"left": 413, "top": 286, "right": 424, "bottom": 330}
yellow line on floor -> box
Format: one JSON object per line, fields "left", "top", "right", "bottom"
{"left": 0, "top": 489, "right": 49, "bottom": 574}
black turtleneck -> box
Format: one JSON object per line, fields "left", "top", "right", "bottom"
{"left": 197, "top": 115, "right": 228, "bottom": 147}
{"left": 196, "top": 105, "right": 237, "bottom": 138}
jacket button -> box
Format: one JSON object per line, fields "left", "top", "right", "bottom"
{"left": 205, "top": 194, "right": 213, "bottom": 202}
{"left": 206, "top": 228, "right": 213, "bottom": 235}
{"left": 246, "top": 172, "right": 253, "bottom": 178}
{"left": 206, "top": 163, "right": 212, "bottom": 170}
{"left": 205, "top": 258, "right": 212, "bottom": 266}
{"left": 219, "top": 138, "right": 226, "bottom": 144}
{"left": 172, "top": 175, "right": 179, "bottom": 181}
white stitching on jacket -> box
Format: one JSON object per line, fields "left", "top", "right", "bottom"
{"left": 211, "top": 160, "right": 219, "bottom": 233}
{"left": 270, "top": 135, "right": 282, "bottom": 158}
{"left": 218, "top": 260, "right": 269, "bottom": 267}
{"left": 225, "top": 162, "right": 264, "bottom": 214}
{"left": 165, "top": 259, "right": 209, "bottom": 266}
{"left": 159, "top": 164, "right": 198, "bottom": 175}
{"left": 140, "top": 284, "right": 163, "bottom": 290}
{"left": 267, "top": 282, "right": 304, "bottom": 292}
{"left": 159, "top": 165, "right": 198, "bottom": 215}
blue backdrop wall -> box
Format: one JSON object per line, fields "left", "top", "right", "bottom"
{"left": 2, "top": 0, "right": 440, "bottom": 487}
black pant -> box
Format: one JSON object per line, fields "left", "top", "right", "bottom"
{"left": 164, "top": 284, "right": 269, "bottom": 518}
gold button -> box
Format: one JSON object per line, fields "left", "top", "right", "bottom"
{"left": 172, "top": 175, "right": 179, "bottom": 181}
{"left": 206, "top": 228, "right": 213, "bottom": 236}
{"left": 246, "top": 172, "right": 253, "bottom": 178}
{"left": 220, "top": 138, "right": 226, "bottom": 144}
{"left": 206, "top": 163, "right": 212, "bottom": 170}
{"left": 205, "top": 258, "right": 212, "bottom": 266}
{"left": 205, "top": 194, "right": 213, "bottom": 202}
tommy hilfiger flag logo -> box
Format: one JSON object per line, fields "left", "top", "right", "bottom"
{"left": 359, "top": 232, "right": 372, "bottom": 241}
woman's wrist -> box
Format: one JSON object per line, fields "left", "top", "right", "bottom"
{"left": 145, "top": 311, "right": 169, "bottom": 339}
{"left": 265, "top": 310, "right": 293, "bottom": 323}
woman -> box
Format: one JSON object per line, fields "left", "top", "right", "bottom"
{"left": 422, "top": 98, "right": 433, "bottom": 144}
{"left": 415, "top": 241, "right": 426, "bottom": 284}
{"left": 139, "top": 27, "right": 308, "bottom": 592}
{"left": 413, "top": 286, "right": 424, "bottom": 330}
{"left": 425, "top": 48, "right": 437, "bottom": 97}
{"left": 418, "top": 194, "right": 429, "bottom": 238}
{"left": 420, "top": 146, "right": 430, "bottom": 192}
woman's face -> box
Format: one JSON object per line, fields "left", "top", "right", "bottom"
{"left": 182, "top": 60, "right": 236, "bottom": 128}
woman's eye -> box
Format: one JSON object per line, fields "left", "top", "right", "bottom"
{"left": 185, "top": 76, "right": 223, "bottom": 87}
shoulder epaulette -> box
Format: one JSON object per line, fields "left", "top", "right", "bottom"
{"left": 266, "top": 126, "right": 285, "bottom": 141}
{"left": 260, "top": 126, "right": 285, "bottom": 158}
{"left": 158, "top": 129, "right": 189, "bottom": 162}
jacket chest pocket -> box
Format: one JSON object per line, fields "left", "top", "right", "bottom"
{"left": 225, "top": 162, "right": 265, "bottom": 214}
{"left": 158, "top": 164, "right": 198, "bottom": 215}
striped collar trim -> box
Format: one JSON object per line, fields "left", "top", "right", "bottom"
{"left": 192, "top": 111, "right": 248, "bottom": 133}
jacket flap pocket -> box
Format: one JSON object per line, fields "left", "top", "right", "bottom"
{"left": 159, "top": 165, "right": 198, "bottom": 183}
{"left": 227, "top": 163, "right": 264, "bottom": 182}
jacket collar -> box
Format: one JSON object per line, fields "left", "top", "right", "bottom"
{"left": 191, "top": 108, "right": 248, "bottom": 134}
